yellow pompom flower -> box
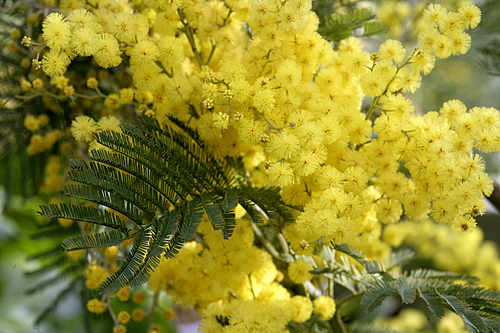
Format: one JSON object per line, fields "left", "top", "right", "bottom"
{"left": 288, "top": 257, "right": 313, "bottom": 284}
{"left": 113, "top": 324, "right": 126, "bottom": 333}
{"left": 38, "top": 114, "right": 50, "bottom": 127}
{"left": 296, "top": 122, "right": 324, "bottom": 149}
{"left": 459, "top": 4, "right": 481, "bottom": 30}
{"left": 72, "top": 28, "right": 99, "bottom": 56}
{"left": 133, "top": 65, "right": 162, "bottom": 92}
{"left": 447, "top": 31, "right": 471, "bottom": 56}
{"left": 32, "top": 78, "right": 43, "bottom": 89}
{"left": 97, "top": 115, "right": 121, "bottom": 133}
{"left": 164, "top": 77, "right": 192, "bottom": 104}
{"left": 118, "top": 311, "right": 130, "bottom": 324}
{"left": 313, "top": 296, "right": 336, "bottom": 321}
{"left": 289, "top": 295, "right": 313, "bottom": 323}
{"left": 68, "top": 8, "right": 99, "bottom": 31}
{"left": 132, "top": 308, "right": 145, "bottom": 321}
{"left": 212, "top": 112, "right": 230, "bottom": 130}
{"left": 275, "top": 59, "right": 302, "bottom": 90}
{"left": 417, "top": 28, "right": 440, "bottom": 51}
{"left": 422, "top": 4, "right": 448, "bottom": 27}
{"left": 439, "top": 12, "right": 465, "bottom": 34}
{"left": 253, "top": 88, "right": 276, "bottom": 114}
{"left": 42, "top": 13, "right": 71, "bottom": 49}
{"left": 379, "top": 39, "right": 406, "bottom": 63}
{"left": 63, "top": 85, "right": 74, "bottom": 96}
{"left": 131, "top": 40, "right": 160, "bottom": 64}
{"left": 86, "top": 77, "right": 98, "bottom": 89}
{"left": 158, "top": 36, "right": 185, "bottom": 68}
{"left": 439, "top": 99, "right": 467, "bottom": 124}
{"left": 87, "top": 299, "right": 107, "bottom": 314}
{"left": 119, "top": 88, "right": 134, "bottom": 104}
{"left": 266, "top": 132, "right": 300, "bottom": 160}
{"left": 268, "top": 162, "right": 294, "bottom": 187}
{"left": 24, "top": 114, "right": 40, "bottom": 132}
{"left": 315, "top": 67, "right": 342, "bottom": 96}
{"left": 291, "top": 149, "right": 323, "bottom": 177}
{"left": 109, "top": 12, "right": 137, "bottom": 43}
{"left": 71, "top": 115, "right": 98, "bottom": 142}
{"left": 163, "top": 308, "right": 175, "bottom": 320}
{"left": 411, "top": 50, "right": 435, "bottom": 75}
{"left": 41, "top": 49, "right": 69, "bottom": 77}
{"left": 433, "top": 35, "right": 452, "bottom": 59}
{"left": 259, "top": 25, "right": 286, "bottom": 49}
{"left": 394, "top": 67, "right": 421, "bottom": 94}
{"left": 93, "top": 33, "right": 122, "bottom": 68}
{"left": 376, "top": 197, "right": 403, "bottom": 224}
{"left": 361, "top": 71, "right": 387, "bottom": 97}
{"left": 117, "top": 286, "right": 130, "bottom": 301}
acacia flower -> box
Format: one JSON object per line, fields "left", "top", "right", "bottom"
{"left": 41, "top": 49, "right": 68, "bottom": 77}
{"left": 71, "top": 115, "right": 98, "bottom": 142}
{"left": 42, "top": 13, "right": 71, "bottom": 49}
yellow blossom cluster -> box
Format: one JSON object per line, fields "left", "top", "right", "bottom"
{"left": 377, "top": 1, "right": 479, "bottom": 40}
{"left": 85, "top": 262, "right": 109, "bottom": 290}
{"left": 149, "top": 216, "right": 336, "bottom": 332}
{"left": 40, "top": 9, "right": 127, "bottom": 76}
{"left": 21, "top": 0, "right": 499, "bottom": 330}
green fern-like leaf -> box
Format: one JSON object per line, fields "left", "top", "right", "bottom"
{"left": 148, "top": 210, "right": 179, "bottom": 257}
{"left": 360, "top": 266, "right": 500, "bottom": 331}
{"left": 25, "top": 263, "right": 86, "bottom": 295}
{"left": 476, "top": 39, "right": 500, "bottom": 76}
{"left": 396, "top": 276, "right": 417, "bottom": 304}
{"left": 318, "top": 7, "right": 385, "bottom": 43}
{"left": 62, "top": 184, "right": 144, "bottom": 226}
{"left": 38, "top": 116, "right": 293, "bottom": 293}
{"left": 419, "top": 288, "right": 445, "bottom": 318}
{"left": 33, "top": 277, "right": 86, "bottom": 326}
{"left": 37, "top": 203, "right": 130, "bottom": 234}
{"left": 62, "top": 230, "right": 130, "bottom": 251}
{"left": 361, "top": 278, "right": 398, "bottom": 312}
{"left": 98, "top": 228, "right": 151, "bottom": 294}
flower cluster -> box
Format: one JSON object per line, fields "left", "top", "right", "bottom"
{"left": 149, "top": 216, "right": 337, "bottom": 331}
{"left": 8, "top": 0, "right": 499, "bottom": 331}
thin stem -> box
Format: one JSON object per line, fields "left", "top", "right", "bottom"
{"left": 177, "top": 8, "right": 203, "bottom": 68}
{"left": 105, "top": 294, "right": 121, "bottom": 333}
{"left": 251, "top": 221, "right": 281, "bottom": 260}
{"left": 330, "top": 307, "right": 348, "bottom": 333}
{"left": 147, "top": 292, "right": 160, "bottom": 331}
{"left": 248, "top": 274, "right": 256, "bottom": 299}
{"left": 205, "top": 41, "right": 216, "bottom": 66}
{"left": 365, "top": 49, "right": 418, "bottom": 121}
{"left": 364, "top": 96, "right": 380, "bottom": 120}
{"left": 278, "top": 232, "right": 289, "bottom": 254}
{"left": 189, "top": 104, "right": 200, "bottom": 119}
{"left": 155, "top": 60, "right": 173, "bottom": 78}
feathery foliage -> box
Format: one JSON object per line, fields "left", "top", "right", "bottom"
{"left": 310, "top": 242, "right": 500, "bottom": 332}
{"left": 317, "top": 6, "right": 387, "bottom": 43}
{"left": 476, "top": 39, "right": 500, "bottom": 76}
{"left": 38, "top": 116, "right": 292, "bottom": 294}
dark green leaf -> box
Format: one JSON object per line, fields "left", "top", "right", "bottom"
{"left": 418, "top": 288, "right": 445, "bottom": 318}
{"left": 396, "top": 276, "right": 416, "bottom": 304}
{"left": 98, "top": 228, "right": 151, "bottom": 294}
{"left": 62, "top": 230, "right": 130, "bottom": 251}
{"left": 361, "top": 279, "right": 398, "bottom": 312}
